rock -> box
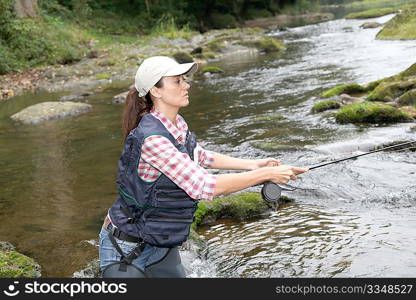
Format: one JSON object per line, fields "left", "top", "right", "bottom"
{"left": 311, "top": 100, "right": 341, "bottom": 113}
{"left": 11, "top": 101, "right": 92, "bottom": 125}
{"left": 360, "top": 22, "right": 382, "bottom": 29}
{"left": 0, "top": 242, "right": 41, "bottom": 278}
{"left": 201, "top": 66, "right": 224, "bottom": 74}
{"left": 72, "top": 259, "right": 101, "bottom": 278}
{"left": 112, "top": 91, "right": 129, "bottom": 104}
{"left": 86, "top": 51, "right": 100, "bottom": 59}
{"left": 339, "top": 93, "right": 365, "bottom": 104}
{"left": 59, "top": 92, "right": 93, "bottom": 101}
{"left": 0, "top": 242, "right": 16, "bottom": 251}
{"left": 1, "top": 89, "right": 14, "bottom": 100}
{"left": 321, "top": 83, "right": 366, "bottom": 98}
{"left": 172, "top": 51, "right": 194, "bottom": 63}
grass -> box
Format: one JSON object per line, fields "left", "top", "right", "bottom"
{"left": 0, "top": 251, "right": 39, "bottom": 277}
{"left": 335, "top": 101, "right": 411, "bottom": 124}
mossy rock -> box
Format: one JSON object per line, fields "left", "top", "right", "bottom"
{"left": 398, "top": 89, "right": 416, "bottom": 106}
{"left": 193, "top": 192, "right": 270, "bottom": 228}
{"left": 335, "top": 101, "right": 412, "bottom": 124}
{"left": 172, "top": 51, "right": 194, "bottom": 63}
{"left": 367, "top": 80, "right": 416, "bottom": 102}
{"left": 398, "top": 62, "right": 416, "bottom": 79}
{"left": 376, "top": 11, "right": 416, "bottom": 40}
{"left": 399, "top": 106, "right": 416, "bottom": 118}
{"left": 95, "top": 73, "right": 110, "bottom": 80}
{"left": 321, "top": 83, "right": 366, "bottom": 98}
{"left": 345, "top": 7, "right": 396, "bottom": 19}
{"left": 0, "top": 249, "right": 41, "bottom": 278}
{"left": 311, "top": 100, "right": 341, "bottom": 113}
{"left": 210, "top": 12, "right": 238, "bottom": 29}
{"left": 242, "top": 36, "right": 284, "bottom": 53}
{"left": 365, "top": 79, "right": 384, "bottom": 92}
{"left": 201, "top": 66, "right": 224, "bottom": 74}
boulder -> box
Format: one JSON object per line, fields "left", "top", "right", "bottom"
{"left": 0, "top": 242, "right": 41, "bottom": 278}
{"left": 11, "top": 101, "right": 92, "bottom": 124}
{"left": 339, "top": 93, "right": 365, "bottom": 104}
{"left": 360, "top": 22, "right": 382, "bottom": 29}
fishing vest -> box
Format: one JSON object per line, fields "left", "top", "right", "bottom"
{"left": 109, "top": 113, "right": 198, "bottom": 247}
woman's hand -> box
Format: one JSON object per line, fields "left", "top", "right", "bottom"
{"left": 268, "top": 165, "right": 308, "bottom": 184}
{"left": 249, "top": 158, "right": 281, "bottom": 170}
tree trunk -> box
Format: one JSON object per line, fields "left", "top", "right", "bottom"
{"left": 13, "top": 0, "right": 38, "bottom": 18}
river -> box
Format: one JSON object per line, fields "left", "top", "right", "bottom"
{"left": 0, "top": 14, "right": 415, "bottom": 277}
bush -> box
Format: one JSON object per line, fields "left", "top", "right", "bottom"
{"left": 245, "top": 8, "right": 273, "bottom": 20}
{"left": 210, "top": 12, "right": 238, "bottom": 29}
{"left": 335, "top": 101, "right": 411, "bottom": 124}
{"left": 311, "top": 100, "right": 341, "bottom": 113}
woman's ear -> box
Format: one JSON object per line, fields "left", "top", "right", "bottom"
{"left": 149, "top": 86, "right": 161, "bottom": 99}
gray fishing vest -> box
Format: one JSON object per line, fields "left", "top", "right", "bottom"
{"left": 109, "top": 113, "right": 199, "bottom": 247}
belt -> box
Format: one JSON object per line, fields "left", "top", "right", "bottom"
{"left": 103, "top": 216, "right": 144, "bottom": 244}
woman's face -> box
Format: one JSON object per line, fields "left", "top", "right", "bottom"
{"left": 154, "top": 75, "right": 191, "bottom": 108}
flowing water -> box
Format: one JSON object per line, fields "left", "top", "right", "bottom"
{"left": 1, "top": 14, "right": 416, "bottom": 277}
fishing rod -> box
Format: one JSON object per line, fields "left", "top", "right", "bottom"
{"left": 261, "top": 140, "right": 416, "bottom": 206}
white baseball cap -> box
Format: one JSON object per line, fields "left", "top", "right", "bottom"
{"left": 134, "top": 56, "right": 198, "bottom": 97}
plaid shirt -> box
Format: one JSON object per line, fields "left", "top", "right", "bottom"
{"left": 138, "top": 108, "right": 216, "bottom": 201}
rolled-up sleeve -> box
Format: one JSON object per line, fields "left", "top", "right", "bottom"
{"left": 141, "top": 135, "right": 217, "bottom": 201}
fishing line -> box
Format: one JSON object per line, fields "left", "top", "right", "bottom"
{"left": 261, "top": 140, "right": 416, "bottom": 208}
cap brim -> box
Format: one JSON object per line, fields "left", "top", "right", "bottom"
{"left": 165, "top": 62, "right": 198, "bottom": 76}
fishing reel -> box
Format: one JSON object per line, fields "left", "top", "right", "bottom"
{"left": 261, "top": 181, "right": 297, "bottom": 209}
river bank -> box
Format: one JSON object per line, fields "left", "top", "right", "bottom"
{"left": 0, "top": 12, "right": 334, "bottom": 102}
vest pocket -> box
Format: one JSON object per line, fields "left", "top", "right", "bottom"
{"left": 154, "top": 191, "right": 197, "bottom": 209}
{"left": 143, "top": 219, "right": 192, "bottom": 247}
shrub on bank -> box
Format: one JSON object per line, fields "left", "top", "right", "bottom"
{"left": 335, "top": 101, "right": 411, "bottom": 124}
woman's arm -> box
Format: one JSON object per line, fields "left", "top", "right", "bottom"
{"left": 213, "top": 165, "right": 308, "bottom": 196}
{"left": 210, "top": 152, "right": 280, "bottom": 171}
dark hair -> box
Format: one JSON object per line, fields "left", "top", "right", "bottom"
{"left": 122, "top": 79, "right": 163, "bottom": 141}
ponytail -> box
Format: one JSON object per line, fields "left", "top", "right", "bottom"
{"left": 122, "top": 79, "right": 163, "bottom": 141}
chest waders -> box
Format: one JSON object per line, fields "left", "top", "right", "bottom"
{"left": 103, "top": 114, "right": 197, "bottom": 278}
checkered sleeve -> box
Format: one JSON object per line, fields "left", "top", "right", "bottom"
{"left": 141, "top": 135, "right": 217, "bottom": 201}
{"left": 194, "top": 143, "right": 215, "bottom": 168}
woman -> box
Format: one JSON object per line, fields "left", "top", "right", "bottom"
{"left": 99, "top": 56, "right": 307, "bottom": 278}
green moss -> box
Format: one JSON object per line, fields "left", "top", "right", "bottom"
{"left": 0, "top": 250, "right": 40, "bottom": 278}
{"left": 376, "top": 11, "right": 416, "bottom": 40}
{"left": 365, "top": 79, "right": 384, "bottom": 91}
{"left": 367, "top": 80, "right": 416, "bottom": 101}
{"left": 201, "top": 66, "right": 224, "bottom": 73}
{"left": 398, "top": 63, "right": 416, "bottom": 79}
{"left": 95, "top": 73, "right": 110, "bottom": 80}
{"left": 335, "top": 101, "right": 411, "bottom": 124}
{"left": 192, "top": 192, "right": 270, "bottom": 228}
{"left": 345, "top": 7, "right": 396, "bottom": 19}
{"left": 398, "top": 89, "right": 416, "bottom": 106}
{"left": 311, "top": 100, "right": 341, "bottom": 113}
{"left": 172, "top": 51, "right": 194, "bottom": 63}
{"left": 321, "top": 83, "right": 366, "bottom": 98}
{"left": 242, "top": 37, "right": 285, "bottom": 53}
{"left": 251, "top": 114, "right": 285, "bottom": 122}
